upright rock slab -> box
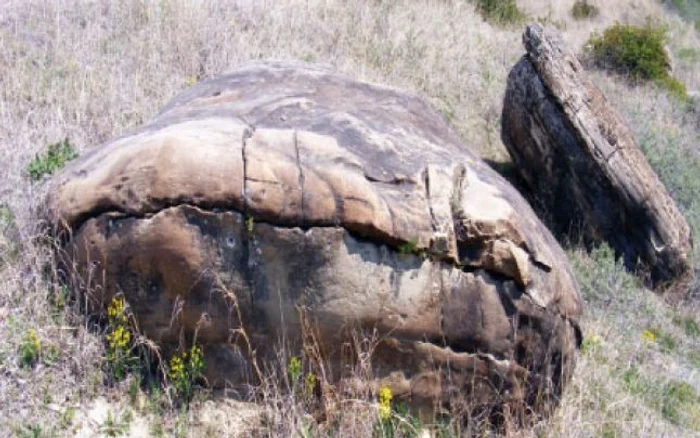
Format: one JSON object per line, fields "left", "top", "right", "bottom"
{"left": 49, "top": 62, "right": 582, "bottom": 417}
{"left": 502, "top": 24, "right": 693, "bottom": 286}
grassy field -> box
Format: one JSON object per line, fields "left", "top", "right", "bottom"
{"left": 1, "top": 0, "right": 700, "bottom": 436}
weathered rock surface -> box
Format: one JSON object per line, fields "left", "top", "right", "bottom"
{"left": 502, "top": 24, "right": 693, "bottom": 286}
{"left": 49, "top": 62, "right": 582, "bottom": 416}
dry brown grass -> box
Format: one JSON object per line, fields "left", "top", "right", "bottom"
{"left": 1, "top": 0, "right": 700, "bottom": 436}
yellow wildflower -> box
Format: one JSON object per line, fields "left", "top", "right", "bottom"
{"left": 106, "top": 325, "right": 131, "bottom": 350}
{"left": 27, "top": 329, "right": 41, "bottom": 351}
{"left": 641, "top": 329, "right": 657, "bottom": 343}
{"left": 168, "top": 345, "right": 205, "bottom": 402}
{"left": 107, "top": 297, "right": 127, "bottom": 324}
{"left": 378, "top": 386, "right": 392, "bottom": 420}
{"left": 190, "top": 346, "right": 204, "bottom": 373}
{"left": 169, "top": 354, "right": 186, "bottom": 381}
{"left": 287, "top": 356, "right": 302, "bottom": 382}
{"left": 304, "top": 372, "right": 317, "bottom": 397}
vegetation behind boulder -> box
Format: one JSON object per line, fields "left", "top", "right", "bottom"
{"left": 587, "top": 23, "right": 687, "bottom": 99}
{"left": 571, "top": 0, "right": 600, "bottom": 20}
{"left": 26, "top": 139, "right": 78, "bottom": 182}
{"left": 473, "top": 0, "right": 524, "bottom": 25}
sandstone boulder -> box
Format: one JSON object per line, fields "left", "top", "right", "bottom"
{"left": 502, "top": 24, "right": 693, "bottom": 287}
{"left": 49, "top": 62, "right": 582, "bottom": 417}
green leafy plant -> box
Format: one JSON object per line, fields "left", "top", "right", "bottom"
{"left": 168, "top": 345, "right": 205, "bottom": 404}
{"left": 26, "top": 138, "right": 78, "bottom": 181}
{"left": 19, "top": 329, "right": 41, "bottom": 368}
{"left": 586, "top": 23, "right": 688, "bottom": 100}
{"left": 398, "top": 238, "right": 425, "bottom": 257}
{"left": 571, "top": 0, "right": 599, "bottom": 19}
{"left": 473, "top": 0, "right": 524, "bottom": 25}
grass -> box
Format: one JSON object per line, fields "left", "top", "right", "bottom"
{"left": 1, "top": 0, "right": 700, "bottom": 436}
{"left": 552, "top": 246, "right": 700, "bottom": 436}
{"left": 620, "top": 95, "right": 700, "bottom": 265}
{"left": 621, "top": 367, "right": 700, "bottom": 429}
{"left": 0, "top": 205, "right": 18, "bottom": 265}
{"left": 665, "top": 0, "right": 700, "bottom": 30}
{"left": 674, "top": 315, "right": 700, "bottom": 337}
{"left": 99, "top": 409, "right": 133, "bottom": 437}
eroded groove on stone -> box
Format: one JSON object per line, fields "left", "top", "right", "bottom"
{"left": 241, "top": 124, "right": 256, "bottom": 217}
{"left": 293, "top": 130, "right": 306, "bottom": 226}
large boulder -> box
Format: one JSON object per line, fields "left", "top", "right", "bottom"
{"left": 49, "top": 62, "right": 582, "bottom": 417}
{"left": 502, "top": 24, "right": 693, "bottom": 287}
